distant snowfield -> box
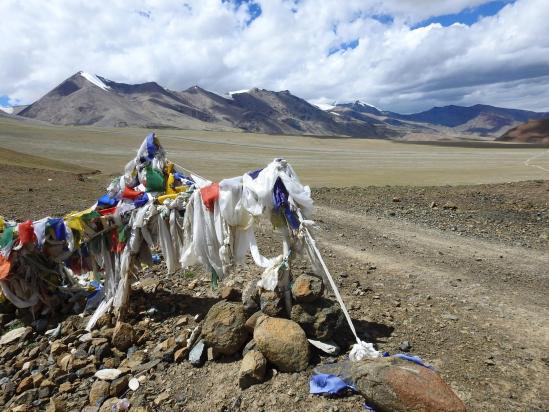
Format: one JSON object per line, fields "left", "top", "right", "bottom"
{"left": 226, "top": 89, "right": 250, "bottom": 99}
{"left": 80, "top": 71, "right": 110, "bottom": 91}
{"left": 338, "top": 100, "right": 381, "bottom": 111}
{"left": 314, "top": 103, "right": 335, "bottom": 111}
{"left": 228, "top": 89, "right": 250, "bottom": 95}
{"left": 0, "top": 106, "right": 14, "bottom": 114}
{"left": 357, "top": 101, "right": 381, "bottom": 111}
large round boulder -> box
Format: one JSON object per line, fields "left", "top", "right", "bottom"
{"left": 201, "top": 301, "right": 249, "bottom": 355}
{"left": 254, "top": 316, "right": 309, "bottom": 372}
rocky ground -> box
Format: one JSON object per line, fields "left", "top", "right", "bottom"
{"left": 0, "top": 165, "right": 548, "bottom": 411}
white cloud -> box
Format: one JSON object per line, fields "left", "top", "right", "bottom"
{"left": 0, "top": 0, "right": 548, "bottom": 112}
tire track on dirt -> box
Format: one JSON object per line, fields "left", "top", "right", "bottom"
{"left": 524, "top": 149, "right": 549, "bottom": 172}
{"left": 313, "top": 205, "right": 549, "bottom": 349}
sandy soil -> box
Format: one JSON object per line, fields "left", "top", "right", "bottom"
{"left": 1, "top": 165, "right": 547, "bottom": 411}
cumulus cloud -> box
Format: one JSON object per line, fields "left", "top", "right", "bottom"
{"left": 0, "top": 0, "right": 548, "bottom": 112}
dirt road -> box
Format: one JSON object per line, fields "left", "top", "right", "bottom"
{"left": 312, "top": 203, "right": 548, "bottom": 410}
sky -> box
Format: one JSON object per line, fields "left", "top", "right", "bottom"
{"left": 1, "top": 0, "right": 548, "bottom": 113}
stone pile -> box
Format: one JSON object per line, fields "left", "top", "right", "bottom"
{"left": 0, "top": 305, "right": 191, "bottom": 411}
{"left": 0, "top": 265, "right": 467, "bottom": 411}
{"left": 0, "top": 268, "right": 344, "bottom": 410}
{"left": 187, "top": 272, "right": 344, "bottom": 389}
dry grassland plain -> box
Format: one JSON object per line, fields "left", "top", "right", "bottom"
{"left": 0, "top": 117, "right": 548, "bottom": 186}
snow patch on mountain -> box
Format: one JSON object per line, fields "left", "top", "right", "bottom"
{"left": 226, "top": 89, "right": 250, "bottom": 100}
{"left": 0, "top": 106, "right": 13, "bottom": 114}
{"left": 337, "top": 99, "right": 381, "bottom": 110}
{"left": 229, "top": 89, "right": 250, "bottom": 95}
{"left": 315, "top": 103, "right": 335, "bottom": 111}
{"left": 79, "top": 71, "right": 110, "bottom": 91}
{"left": 355, "top": 100, "right": 380, "bottom": 111}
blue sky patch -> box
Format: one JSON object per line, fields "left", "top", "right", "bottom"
{"left": 0, "top": 95, "right": 10, "bottom": 106}
{"left": 371, "top": 14, "right": 394, "bottom": 25}
{"left": 329, "top": 39, "right": 359, "bottom": 56}
{"left": 223, "top": 0, "right": 262, "bottom": 25}
{"left": 247, "top": 2, "right": 262, "bottom": 23}
{"left": 412, "top": 1, "right": 515, "bottom": 29}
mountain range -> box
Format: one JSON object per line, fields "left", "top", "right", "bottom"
{"left": 6, "top": 71, "right": 549, "bottom": 140}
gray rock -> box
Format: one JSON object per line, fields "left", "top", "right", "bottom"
{"left": 0, "top": 380, "right": 15, "bottom": 405}
{"left": 254, "top": 316, "right": 309, "bottom": 372}
{"left": 131, "top": 358, "right": 160, "bottom": 374}
{"left": 239, "top": 350, "right": 267, "bottom": 389}
{"left": 399, "top": 341, "right": 412, "bottom": 352}
{"left": 291, "top": 274, "right": 324, "bottom": 303}
{"left": 290, "top": 298, "right": 343, "bottom": 340}
{"left": 242, "top": 339, "right": 257, "bottom": 357}
{"left": 0, "top": 327, "right": 32, "bottom": 345}
{"left": 54, "top": 372, "right": 77, "bottom": 384}
{"left": 242, "top": 281, "right": 260, "bottom": 316}
{"left": 94, "top": 343, "right": 111, "bottom": 362}
{"left": 189, "top": 339, "right": 206, "bottom": 367}
{"left": 259, "top": 290, "right": 284, "bottom": 317}
{"left": 73, "top": 348, "right": 88, "bottom": 359}
{"left": 201, "top": 301, "right": 248, "bottom": 355}
{"left": 38, "top": 386, "right": 51, "bottom": 399}
{"left": 12, "top": 388, "right": 39, "bottom": 406}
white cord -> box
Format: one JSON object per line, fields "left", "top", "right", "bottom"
{"left": 297, "top": 209, "right": 380, "bottom": 360}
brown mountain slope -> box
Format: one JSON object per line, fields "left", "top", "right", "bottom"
{"left": 19, "top": 72, "right": 230, "bottom": 130}
{"left": 497, "top": 118, "right": 549, "bottom": 143}
{"left": 18, "top": 73, "right": 388, "bottom": 137}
